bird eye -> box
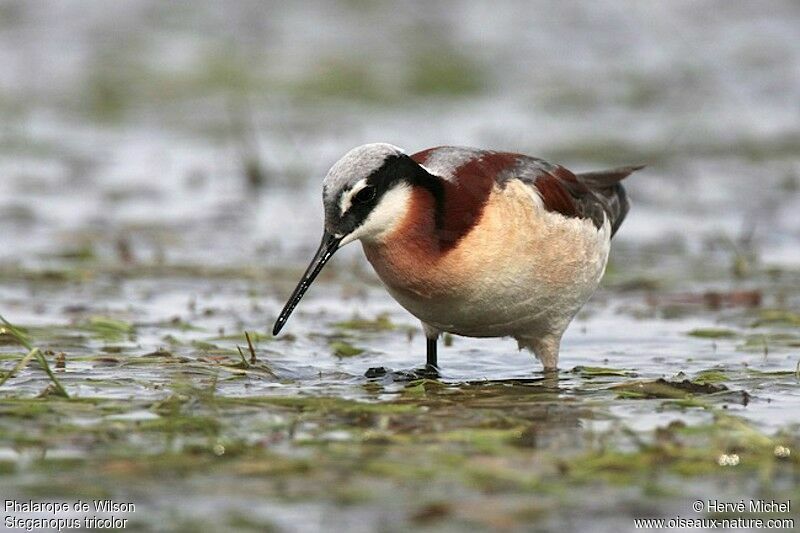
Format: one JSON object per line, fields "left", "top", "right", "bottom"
{"left": 353, "top": 185, "right": 376, "bottom": 204}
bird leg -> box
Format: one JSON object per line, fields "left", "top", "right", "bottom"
{"left": 426, "top": 337, "right": 438, "bottom": 370}
{"left": 364, "top": 328, "right": 440, "bottom": 381}
{"left": 518, "top": 333, "right": 562, "bottom": 372}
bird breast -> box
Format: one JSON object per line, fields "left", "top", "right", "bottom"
{"left": 361, "top": 180, "right": 611, "bottom": 336}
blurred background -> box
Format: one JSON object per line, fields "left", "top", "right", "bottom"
{"left": 1, "top": 2, "right": 799, "bottom": 531}
{"left": 1, "top": 0, "right": 798, "bottom": 271}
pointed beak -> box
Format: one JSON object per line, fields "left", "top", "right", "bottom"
{"left": 272, "top": 231, "right": 342, "bottom": 335}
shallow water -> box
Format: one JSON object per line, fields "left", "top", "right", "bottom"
{"left": 1, "top": 1, "right": 799, "bottom": 531}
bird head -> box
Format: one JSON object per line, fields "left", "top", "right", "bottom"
{"left": 272, "top": 143, "right": 434, "bottom": 335}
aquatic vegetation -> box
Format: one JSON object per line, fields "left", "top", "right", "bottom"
{"left": 1, "top": 264, "right": 798, "bottom": 529}
{"left": 751, "top": 309, "right": 800, "bottom": 328}
{"left": 0, "top": 316, "right": 69, "bottom": 398}
{"left": 570, "top": 366, "right": 636, "bottom": 377}
{"left": 612, "top": 378, "right": 728, "bottom": 400}
{"left": 692, "top": 369, "right": 729, "bottom": 384}
{"left": 688, "top": 328, "right": 738, "bottom": 339}
{"left": 330, "top": 341, "right": 366, "bottom": 358}
{"left": 81, "top": 316, "right": 136, "bottom": 342}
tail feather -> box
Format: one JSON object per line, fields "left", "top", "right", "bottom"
{"left": 577, "top": 165, "right": 645, "bottom": 189}
{"left": 577, "top": 165, "right": 644, "bottom": 237}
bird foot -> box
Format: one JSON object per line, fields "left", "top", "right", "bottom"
{"left": 365, "top": 364, "right": 440, "bottom": 381}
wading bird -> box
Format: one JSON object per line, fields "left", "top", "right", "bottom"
{"left": 273, "top": 144, "right": 642, "bottom": 374}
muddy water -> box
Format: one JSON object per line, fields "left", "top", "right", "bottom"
{"left": 1, "top": 1, "right": 799, "bottom": 531}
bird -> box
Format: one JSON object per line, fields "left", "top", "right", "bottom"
{"left": 272, "top": 143, "right": 643, "bottom": 374}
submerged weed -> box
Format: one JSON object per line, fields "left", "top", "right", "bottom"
{"left": 612, "top": 378, "right": 727, "bottom": 400}
{"left": 81, "top": 316, "right": 135, "bottom": 342}
{"left": 330, "top": 341, "right": 365, "bottom": 358}
{"left": 333, "top": 313, "right": 395, "bottom": 332}
{"left": 688, "top": 328, "right": 738, "bottom": 339}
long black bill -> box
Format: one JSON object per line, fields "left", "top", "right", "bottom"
{"left": 272, "top": 231, "right": 342, "bottom": 335}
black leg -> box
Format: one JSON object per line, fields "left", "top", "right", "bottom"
{"left": 365, "top": 336, "right": 440, "bottom": 381}
{"left": 426, "top": 337, "right": 438, "bottom": 368}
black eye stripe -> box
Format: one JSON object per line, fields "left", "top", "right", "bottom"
{"left": 353, "top": 185, "right": 376, "bottom": 204}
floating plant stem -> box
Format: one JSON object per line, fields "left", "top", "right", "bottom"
{"left": 0, "top": 314, "right": 33, "bottom": 351}
{"left": 236, "top": 345, "right": 251, "bottom": 368}
{"left": 32, "top": 349, "right": 69, "bottom": 398}
{"left": 0, "top": 346, "right": 37, "bottom": 387}
{"left": 245, "top": 331, "right": 257, "bottom": 364}
{"left": 0, "top": 314, "right": 70, "bottom": 398}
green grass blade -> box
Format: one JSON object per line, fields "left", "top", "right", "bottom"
{"left": 0, "top": 348, "right": 38, "bottom": 387}
{"left": 33, "top": 349, "right": 70, "bottom": 398}
{"left": 0, "top": 314, "right": 70, "bottom": 398}
{"left": 0, "top": 314, "right": 34, "bottom": 351}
